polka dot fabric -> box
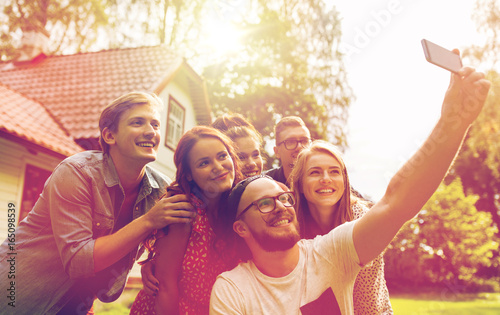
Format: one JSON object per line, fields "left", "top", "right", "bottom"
{"left": 352, "top": 202, "right": 393, "bottom": 315}
{"left": 130, "top": 195, "right": 231, "bottom": 315}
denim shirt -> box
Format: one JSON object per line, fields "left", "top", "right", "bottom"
{"left": 0, "top": 151, "right": 170, "bottom": 315}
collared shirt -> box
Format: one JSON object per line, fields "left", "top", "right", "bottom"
{"left": 0, "top": 151, "right": 170, "bottom": 315}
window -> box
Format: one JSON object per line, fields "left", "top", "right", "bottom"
{"left": 20, "top": 164, "right": 52, "bottom": 222}
{"left": 165, "top": 96, "right": 185, "bottom": 150}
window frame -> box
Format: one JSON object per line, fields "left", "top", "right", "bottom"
{"left": 165, "top": 95, "right": 186, "bottom": 151}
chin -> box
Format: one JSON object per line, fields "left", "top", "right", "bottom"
{"left": 261, "top": 235, "right": 299, "bottom": 252}
{"left": 225, "top": 180, "right": 235, "bottom": 191}
{"left": 204, "top": 180, "right": 233, "bottom": 197}
{"left": 219, "top": 182, "right": 232, "bottom": 193}
{"left": 143, "top": 155, "right": 157, "bottom": 163}
{"left": 255, "top": 229, "right": 301, "bottom": 252}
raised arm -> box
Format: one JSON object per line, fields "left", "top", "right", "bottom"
{"left": 353, "top": 65, "right": 491, "bottom": 265}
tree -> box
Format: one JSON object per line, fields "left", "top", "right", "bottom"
{"left": 103, "top": 0, "right": 208, "bottom": 50}
{"left": 0, "top": 0, "right": 210, "bottom": 60}
{"left": 448, "top": 0, "right": 500, "bottom": 281}
{"left": 0, "top": 0, "right": 353, "bottom": 159}
{"left": 384, "top": 179, "right": 499, "bottom": 291}
{"left": 0, "top": 0, "right": 110, "bottom": 60}
{"left": 203, "top": 1, "right": 352, "bottom": 168}
{"left": 447, "top": 70, "right": 500, "bottom": 227}
{"left": 443, "top": 70, "right": 500, "bottom": 285}
{"left": 464, "top": 0, "right": 500, "bottom": 69}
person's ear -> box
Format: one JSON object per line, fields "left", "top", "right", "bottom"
{"left": 273, "top": 145, "right": 281, "bottom": 160}
{"left": 233, "top": 220, "right": 248, "bottom": 237}
{"left": 102, "top": 127, "right": 116, "bottom": 146}
{"left": 186, "top": 173, "right": 192, "bottom": 181}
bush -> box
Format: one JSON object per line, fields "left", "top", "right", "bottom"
{"left": 384, "top": 178, "right": 500, "bottom": 291}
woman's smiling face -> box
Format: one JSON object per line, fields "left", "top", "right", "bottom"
{"left": 235, "top": 136, "right": 263, "bottom": 178}
{"left": 301, "top": 152, "right": 345, "bottom": 211}
{"left": 188, "top": 137, "right": 235, "bottom": 197}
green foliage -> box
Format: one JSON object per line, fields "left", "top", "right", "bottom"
{"left": 0, "top": 0, "right": 111, "bottom": 60}
{"left": 0, "top": 0, "right": 352, "bottom": 155}
{"left": 203, "top": 1, "right": 352, "bottom": 167}
{"left": 445, "top": 70, "right": 500, "bottom": 284}
{"left": 447, "top": 70, "right": 500, "bottom": 226}
{"left": 464, "top": 0, "right": 500, "bottom": 68}
{"left": 447, "top": 0, "right": 500, "bottom": 289}
{"left": 391, "top": 292, "right": 500, "bottom": 315}
{"left": 104, "top": 0, "right": 208, "bottom": 49}
{"left": 0, "top": 0, "right": 211, "bottom": 59}
{"left": 385, "top": 178, "right": 499, "bottom": 290}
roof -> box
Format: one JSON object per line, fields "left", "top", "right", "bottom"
{"left": 0, "top": 45, "right": 212, "bottom": 143}
{"left": 0, "top": 84, "right": 83, "bottom": 156}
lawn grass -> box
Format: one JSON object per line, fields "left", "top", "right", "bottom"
{"left": 93, "top": 288, "right": 140, "bottom": 314}
{"left": 93, "top": 289, "right": 500, "bottom": 314}
{"left": 390, "top": 292, "right": 500, "bottom": 314}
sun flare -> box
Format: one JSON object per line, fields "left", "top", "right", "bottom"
{"left": 199, "top": 18, "right": 244, "bottom": 58}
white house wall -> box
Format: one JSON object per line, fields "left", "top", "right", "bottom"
{"left": 0, "top": 137, "right": 62, "bottom": 242}
{"left": 153, "top": 80, "right": 199, "bottom": 182}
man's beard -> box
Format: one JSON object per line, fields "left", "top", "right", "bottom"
{"left": 252, "top": 217, "right": 301, "bottom": 252}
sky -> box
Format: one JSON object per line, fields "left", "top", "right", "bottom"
{"left": 332, "top": 0, "right": 485, "bottom": 201}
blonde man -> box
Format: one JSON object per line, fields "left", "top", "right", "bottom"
{"left": 0, "top": 92, "right": 195, "bottom": 314}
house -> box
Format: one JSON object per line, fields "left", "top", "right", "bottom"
{"left": 0, "top": 31, "right": 213, "bottom": 283}
{"left": 0, "top": 83, "right": 84, "bottom": 230}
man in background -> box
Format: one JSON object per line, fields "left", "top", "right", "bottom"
{"left": 264, "top": 116, "right": 311, "bottom": 185}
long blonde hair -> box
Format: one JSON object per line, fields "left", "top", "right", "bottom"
{"left": 289, "top": 140, "right": 354, "bottom": 237}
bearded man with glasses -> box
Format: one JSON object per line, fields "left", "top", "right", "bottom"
{"left": 209, "top": 65, "right": 491, "bottom": 314}
{"left": 211, "top": 174, "right": 352, "bottom": 314}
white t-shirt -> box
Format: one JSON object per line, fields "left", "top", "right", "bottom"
{"left": 210, "top": 220, "right": 361, "bottom": 315}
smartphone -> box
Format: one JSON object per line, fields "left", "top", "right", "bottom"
{"left": 421, "top": 39, "right": 462, "bottom": 74}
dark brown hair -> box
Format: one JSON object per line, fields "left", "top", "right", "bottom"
{"left": 141, "top": 126, "right": 243, "bottom": 264}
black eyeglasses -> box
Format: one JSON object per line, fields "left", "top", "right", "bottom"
{"left": 235, "top": 191, "right": 296, "bottom": 221}
{"left": 277, "top": 138, "right": 311, "bottom": 150}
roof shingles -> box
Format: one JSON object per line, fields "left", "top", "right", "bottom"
{"left": 0, "top": 84, "right": 83, "bottom": 156}
{"left": 1, "top": 45, "right": 181, "bottom": 139}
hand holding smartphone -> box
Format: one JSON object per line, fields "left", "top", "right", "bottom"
{"left": 421, "top": 39, "right": 462, "bottom": 74}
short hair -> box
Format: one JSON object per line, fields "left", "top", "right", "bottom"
{"left": 225, "top": 175, "right": 274, "bottom": 262}
{"left": 274, "top": 116, "right": 309, "bottom": 143}
{"left": 289, "top": 140, "right": 354, "bottom": 237}
{"left": 98, "top": 91, "right": 164, "bottom": 154}
{"left": 227, "top": 174, "right": 273, "bottom": 222}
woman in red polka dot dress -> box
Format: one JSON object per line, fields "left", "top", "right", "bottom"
{"left": 130, "top": 126, "right": 243, "bottom": 314}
